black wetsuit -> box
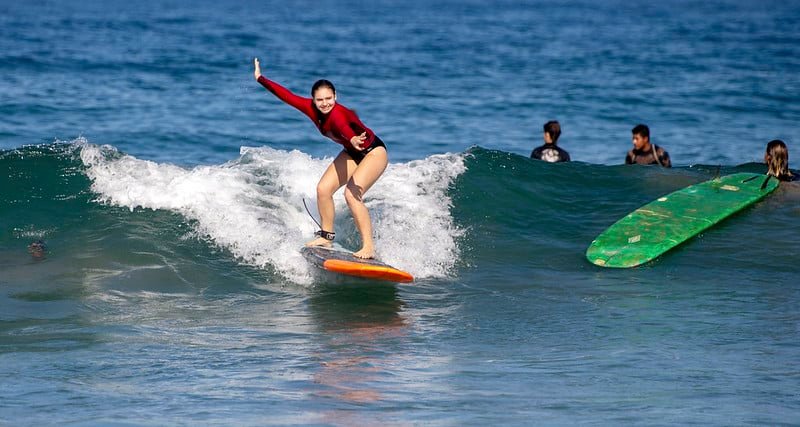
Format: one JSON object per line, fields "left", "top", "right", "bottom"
{"left": 531, "top": 144, "right": 570, "bottom": 163}
{"left": 625, "top": 144, "right": 671, "bottom": 167}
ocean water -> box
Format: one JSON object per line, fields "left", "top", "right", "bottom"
{"left": 2, "top": 0, "right": 800, "bottom": 425}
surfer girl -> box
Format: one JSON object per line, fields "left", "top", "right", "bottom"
{"left": 625, "top": 124, "right": 671, "bottom": 167}
{"left": 253, "top": 57, "right": 387, "bottom": 259}
{"left": 764, "top": 139, "right": 796, "bottom": 182}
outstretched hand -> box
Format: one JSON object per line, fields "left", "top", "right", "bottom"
{"left": 253, "top": 57, "right": 262, "bottom": 80}
{"left": 350, "top": 132, "right": 368, "bottom": 151}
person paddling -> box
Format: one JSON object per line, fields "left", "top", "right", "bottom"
{"left": 253, "top": 57, "right": 388, "bottom": 259}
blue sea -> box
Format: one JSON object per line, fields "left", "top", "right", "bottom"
{"left": 2, "top": 0, "right": 800, "bottom": 425}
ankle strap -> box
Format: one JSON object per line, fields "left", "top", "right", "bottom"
{"left": 315, "top": 230, "right": 335, "bottom": 241}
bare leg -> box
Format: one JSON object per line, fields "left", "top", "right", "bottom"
{"left": 345, "top": 147, "right": 388, "bottom": 258}
{"left": 305, "top": 151, "right": 357, "bottom": 247}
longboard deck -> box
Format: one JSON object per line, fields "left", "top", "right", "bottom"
{"left": 586, "top": 173, "right": 779, "bottom": 268}
{"left": 301, "top": 245, "right": 414, "bottom": 283}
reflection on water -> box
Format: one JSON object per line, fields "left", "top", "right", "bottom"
{"left": 308, "top": 282, "right": 407, "bottom": 410}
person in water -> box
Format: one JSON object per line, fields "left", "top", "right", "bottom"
{"left": 253, "top": 57, "right": 387, "bottom": 259}
{"left": 764, "top": 139, "right": 795, "bottom": 181}
{"left": 625, "top": 124, "right": 671, "bottom": 167}
{"left": 531, "top": 120, "right": 570, "bottom": 162}
{"left": 28, "top": 240, "right": 47, "bottom": 259}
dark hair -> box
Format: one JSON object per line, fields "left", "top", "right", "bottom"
{"left": 632, "top": 124, "right": 650, "bottom": 138}
{"left": 766, "top": 139, "right": 792, "bottom": 180}
{"left": 543, "top": 121, "right": 561, "bottom": 144}
{"left": 311, "top": 79, "right": 336, "bottom": 97}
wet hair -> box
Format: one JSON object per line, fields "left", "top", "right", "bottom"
{"left": 543, "top": 121, "right": 561, "bottom": 144}
{"left": 765, "top": 139, "right": 793, "bottom": 180}
{"left": 311, "top": 79, "right": 336, "bottom": 97}
{"left": 632, "top": 124, "right": 650, "bottom": 138}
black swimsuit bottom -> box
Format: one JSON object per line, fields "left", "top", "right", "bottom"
{"left": 345, "top": 135, "right": 386, "bottom": 165}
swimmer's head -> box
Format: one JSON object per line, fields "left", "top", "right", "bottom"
{"left": 631, "top": 124, "right": 650, "bottom": 150}
{"left": 543, "top": 121, "right": 561, "bottom": 145}
{"left": 28, "top": 240, "right": 47, "bottom": 258}
{"left": 765, "top": 139, "right": 792, "bottom": 180}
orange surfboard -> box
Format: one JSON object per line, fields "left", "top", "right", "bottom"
{"left": 301, "top": 246, "right": 414, "bottom": 283}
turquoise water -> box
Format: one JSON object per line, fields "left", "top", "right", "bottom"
{"left": 2, "top": 1, "right": 800, "bottom": 425}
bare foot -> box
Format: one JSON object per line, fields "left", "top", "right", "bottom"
{"left": 352, "top": 246, "right": 374, "bottom": 259}
{"left": 305, "top": 237, "right": 332, "bottom": 248}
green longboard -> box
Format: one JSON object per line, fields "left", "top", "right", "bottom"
{"left": 586, "top": 173, "right": 779, "bottom": 268}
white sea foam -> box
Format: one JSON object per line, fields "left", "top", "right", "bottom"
{"left": 79, "top": 140, "right": 465, "bottom": 284}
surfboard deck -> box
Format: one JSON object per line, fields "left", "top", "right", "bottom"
{"left": 301, "top": 245, "right": 414, "bottom": 283}
{"left": 586, "top": 173, "right": 779, "bottom": 268}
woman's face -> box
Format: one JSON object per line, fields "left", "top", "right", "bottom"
{"left": 313, "top": 87, "right": 336, "bottom": 114}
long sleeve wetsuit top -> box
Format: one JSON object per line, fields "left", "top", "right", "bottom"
{"left": 257, "top": 76, "right": 376, "bottom": 151}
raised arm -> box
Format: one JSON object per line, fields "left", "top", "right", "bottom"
{"left": 253, "top": 57, "right": 316, "bottom": 120}
{"left": 253, "top": 57, "right": 262, "bottom": 80}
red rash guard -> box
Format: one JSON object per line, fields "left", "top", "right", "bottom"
{"left": 257, "top": 75, "right": 375, "bottom": 151}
